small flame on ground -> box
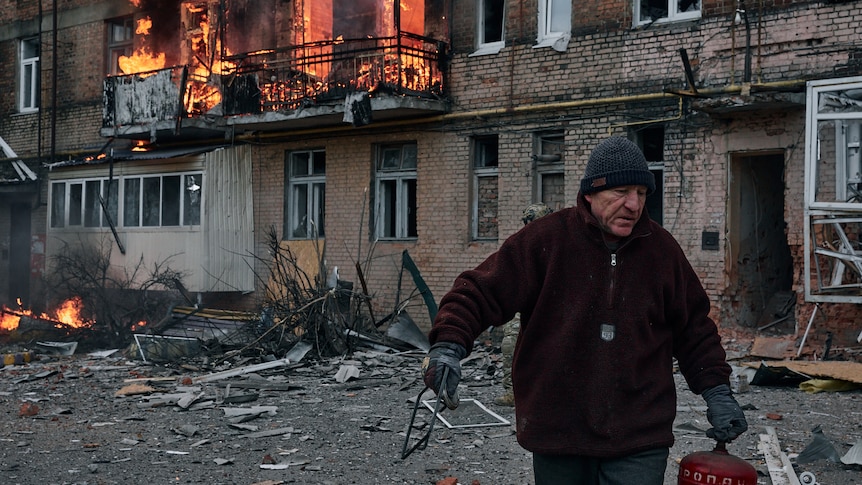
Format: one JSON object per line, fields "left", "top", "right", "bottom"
{"left": 0, "top": 297, "right": 95, "bottom": 331}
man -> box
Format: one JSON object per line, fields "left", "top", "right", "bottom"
{"left": 495, "top": 203, "right": 553, "bottom": 407}
{"left": 422, "top": 136, "right": 747, "bottom": 484}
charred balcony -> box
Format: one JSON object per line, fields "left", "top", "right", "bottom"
{"left": 101, "top": 32, "right": 450, "bottom": 142}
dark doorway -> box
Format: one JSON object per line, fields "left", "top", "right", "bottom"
{"left": 728, "top": 153, "right": 794, "bottom": 329}
{"left": 9, "top": 203, "right": 31, "bottom": 306}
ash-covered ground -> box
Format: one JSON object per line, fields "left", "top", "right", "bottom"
{"left": 0, "top": 335, "right": 860, "bottom": 485}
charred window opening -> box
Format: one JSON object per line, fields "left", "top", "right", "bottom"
{"left": 472, "top": 135, "right": 499, "bottom": 240}
{"left": 107, "top": 16, "right": 135, "bottom": 76}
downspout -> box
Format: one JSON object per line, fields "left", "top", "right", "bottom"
{"left": 51, "top": 0, "right": 58, "bottom": 165}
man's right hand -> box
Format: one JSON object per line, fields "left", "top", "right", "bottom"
{"left": 421, "top": 342, "right": 467, "bottom": 409}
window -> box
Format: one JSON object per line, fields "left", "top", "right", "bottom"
{"left": 636, "top": 127, "right": 665, "bottom": 226}
{"left": 285, "top": 149, "right": 326, "bottom": 239}
{"left": 536, "top": 0, "right": 571, "bottom": 48}
{"left": 472, "top": 135, "right": 499, "bottom": 239}
{"left": 375, "top": 143, "right": 417, "bottom": 239}
{"left": 635, "top": 0, "right": 701, "bottom": 25}
{"left": 471, "top": 0, "right": 506, "bottom": 57}
{"left": 19, "top": 37, "right": 40, "bottom": 112}
{"left": 107, "top": 16, "right": 134, "bottom": 75}
{"left": 50, "top": 172, "right": 201, "bottom": 229}
{"left": 534, "top": 132, "right": 565, "bottom": 211}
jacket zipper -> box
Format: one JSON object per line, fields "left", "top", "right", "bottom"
{"left": 608, "top": 252, "right": 616, "bottom": 308}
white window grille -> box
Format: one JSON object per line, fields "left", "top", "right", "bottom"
{"left": 286, "top": 149, "right": 326, "bottom": 239}
{"left": 375, "top": 143, "right": 418, "bottom": 240}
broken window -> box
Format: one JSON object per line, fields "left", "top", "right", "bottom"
{"left": 285, "top": 149, "right": 326, "bottom": 240}
{"left": 804, "top": 77, "right": 862, "bottom": 301}
{"left": 106, "top": 16, "right": 134, "bottom": 76}
{"left": 472, "top": 135, "right": 499, "bottom": 240}
{"left": 635, "top": 0, "right": 701, "bottom": 25}
{"left": 536, "top": 0, "right": 571, "bottom": 48}
{"left": 19, "top": 37, "right": 39, "bottom": 112}
{"left": 472, "top": 0, "right": 506, "bottom": 56}
{"left": 375, "top": 143, "right": 418, "bottom": 240}
{"left": 534, "top": 132, "right": 565, "bottom": 211}
{"left": 51, "top": 173, "right": 200, "bottom": 229}
{"left": 636, "top": 126, "right": 665, "bottom": 226}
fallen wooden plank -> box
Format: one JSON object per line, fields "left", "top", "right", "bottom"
{"left": 758, "top": 426, "right": 801, "bottom": 485}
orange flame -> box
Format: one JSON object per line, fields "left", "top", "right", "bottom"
{"left": 0, "top": 297, "right": 94, "bottom": 331}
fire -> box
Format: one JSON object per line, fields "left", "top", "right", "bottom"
{"left": 118, "top": 46, "right": 166, "bottom": 76}
{"left": 0, "top": 297, "right": 95, "bottom": 332}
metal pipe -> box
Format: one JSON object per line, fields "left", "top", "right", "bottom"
{"left": 236, "top": 78, "right": 808, "bottom": 141}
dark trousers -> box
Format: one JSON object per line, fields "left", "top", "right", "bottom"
{"left": 533, "top": 447, "right": 669, "bottom": 485}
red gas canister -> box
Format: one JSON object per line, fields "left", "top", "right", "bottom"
{"left": 678, "top": 442, "right": 758, "bottom": 485}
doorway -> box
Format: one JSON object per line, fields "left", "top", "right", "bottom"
{"left": 728, "top": 153, "right": 794, "bottom": 329}
{"left": 9, "top": 202, "right": 31, "bottom": 306}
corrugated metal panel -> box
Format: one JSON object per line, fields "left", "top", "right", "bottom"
{"left": 204, "top": 145, "right": 254, "bottom": 291}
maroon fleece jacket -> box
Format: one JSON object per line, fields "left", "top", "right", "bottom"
{"left": 429, "top": 193, "right": 731, "bottom": 457}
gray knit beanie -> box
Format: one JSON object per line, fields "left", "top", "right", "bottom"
{"left": 580, "top": 137, "right": 655, "bottom": 195}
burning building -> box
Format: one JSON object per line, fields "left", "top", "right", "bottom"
{"left": 3, "top": 0, "right": 862, "bottom": 357}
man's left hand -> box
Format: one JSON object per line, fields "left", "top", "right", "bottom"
{"left": 702, "top": 384, "right": 748, "bottom": 442}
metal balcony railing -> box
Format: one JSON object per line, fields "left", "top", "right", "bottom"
{"left": 221, "top": 32, "right": 447, "bottom": 115}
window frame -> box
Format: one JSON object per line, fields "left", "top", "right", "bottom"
{"left": 285, "top": 148, "right": 326, "bottom": 240}
{"left": 472, "top": 135, "right": 500, "bottom": 240}
{"left": 533, "top": 131, "right": 566, "bottom": 211}
{"left": 50, "top": 171, "right": 203, "bottom": 230}
{"left": 106, "top": 16, "right": 135, "bottom": 76}
{"left": 19, "top": 37, "right": 40, "bottom": 112}
{"left": 374, "top": 143, "right": 418, "bottom": 240}
{"left": 634, "top": 0, "right": 701, "bottom": 26}
{"left": 471, "top": 0, "right": 506, "bottom": 57}
{"left": 535, "top": 0, "right": 571, "bottom": 49}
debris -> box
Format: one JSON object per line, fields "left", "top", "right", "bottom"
{"left": 133, "top": 334, "right": 201, "bottom": 363}
{"left": 193, "top": 358, "right": 291, "bottom": 383}
{"left": 1, "top": 351, "right": 34, "bottom": 368}
{"left": 35, "top": 341, "right": 78, "bottom": 355}
{"left": 213, "top": 457, "right": 233, "bottom": 465}
{"left": 420, "top": 399, "right": 510, "bottom": 429}
{"left": 745, "top": 360, "right": 862, "bottom": 385}
{"left": 797, "top": 425, "right": 842, "bottom": 463}
{"left": 241, "top": 427, "right": 296, "bottom": 439}
{"left": 334, "top": 364, "right": 360, "bottom": 383}
{"left": 799, "top": 378, "right": 861, "bottom": 393}
{"left": 385, "top": 311, "right": 430, "bottom": 352}
{"left": 18, "top": 402, "right": 39, "bottom": 417}
{"left": 750, "top": 337, "right": 796, "bottom": 359}
{"left": 758, "top": 426, "right": 801, "bottom": 485}
{"left": 114, "top": 383, "right": 156, "bottom": 397}
{"left": 841, "top": 438, "right": 862, "bottom": 465}
{"left": 173, "top": 424, "right": 199, "bottom": 437}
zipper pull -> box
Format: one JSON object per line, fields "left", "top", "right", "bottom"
{"left": 611, "top": 253, "right": 617, "bottom": 267}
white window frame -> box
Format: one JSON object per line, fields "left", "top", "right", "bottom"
{"left": 286, "top": 149, "right": 326, "bottom": 240}
{"left": 535, "top": 0, "right": 571, "bottom": 49}
{"left": 19, "top": 37, "right": 40, "bottom": 112}
{"left": 470, "top": 0, "right": 506, "bottom": 57}
{"left": 375, "top": 144, "right": 418, "bottom": 240}
{"left": 50, "top": 172, "right": 203, "bottom": 230}
{"left": 472, "top": 135, "right": 500, "bottom": 240}
{"left": 634, "top": 0, "right": 701, "bottom": 27}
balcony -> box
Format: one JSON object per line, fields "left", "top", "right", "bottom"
{"left": 101, "top": 32, "right": 450, "bottom": 142}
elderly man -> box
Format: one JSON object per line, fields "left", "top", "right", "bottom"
{"left": 422, "top": 136, "right": 747, "bottom": 484}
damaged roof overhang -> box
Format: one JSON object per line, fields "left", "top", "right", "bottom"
{"left": 691, "top": 91, "right": 807, "bottom": 117}
{"left": 47, "top": 143, "right": 233, "bottom": 170}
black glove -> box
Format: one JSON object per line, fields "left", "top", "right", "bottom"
{"left": 702, "top": 384, "right": 748, "bottom": 442}
{"left": 421, "top": 342, "right": 466, "bottom": 409}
